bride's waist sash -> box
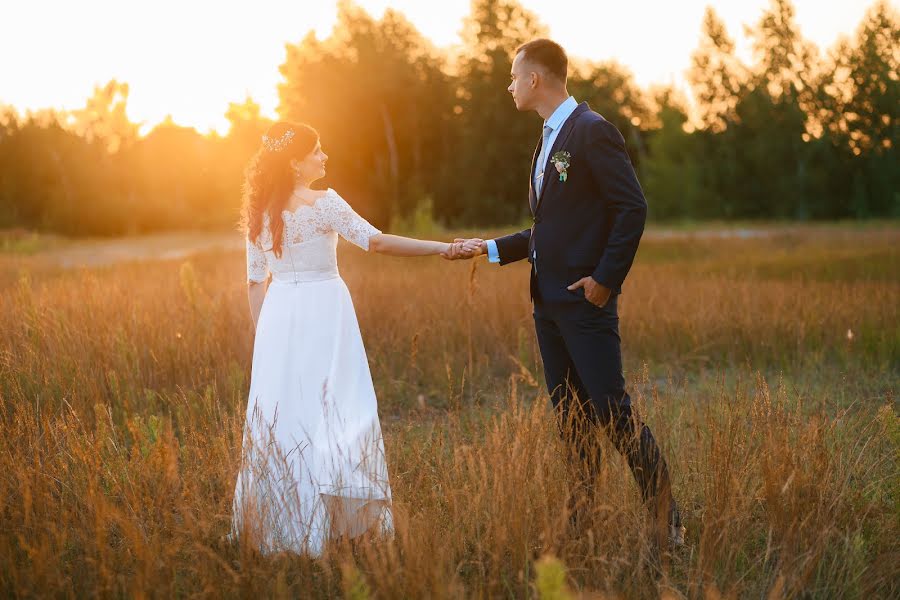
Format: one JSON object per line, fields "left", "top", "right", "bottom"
{"left": 270, "top": 266, "right": 340, "bottom": 285}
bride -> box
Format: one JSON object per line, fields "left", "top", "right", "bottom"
{"left": 230, "top": 121, "right": 458, "bottom": 557}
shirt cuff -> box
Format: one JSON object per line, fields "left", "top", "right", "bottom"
{"left": 486, "top": 239, "right": 500, "bottom": 263}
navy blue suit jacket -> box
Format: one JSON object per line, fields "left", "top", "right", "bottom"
{"left": 494, "top": 102, "right": 647, "bottom": 305}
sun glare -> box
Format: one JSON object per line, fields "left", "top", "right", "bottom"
{"left": 0, "top": 0, "right": 884, "bottom": 135}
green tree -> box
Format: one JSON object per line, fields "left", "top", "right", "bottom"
{"left": 750, "top": 0, "right": 818, "bottom": 105}
{"left": 685, "top": 8, "right": 746, "bottom": 217}
{"left": 126, "top": 118, "right": 220, "bottom": 230}
{"left": 447, "top": 0, "right": 547, "bottom": 224}
{"left": 641, "top": 89, "right": 706, "bottom": 219}
{"left": 225, "top": 95, "right": 273, "bottom": 151}
{"left": 688, "top": 0, "right": 819, "bottom": 219}
{"left": 278, "top": 2, "right": 453, "bottom": 226}
{"left": 689, "top": 7, "right": 746, "bottom": 132}
{"left": 69, "top": 79, "right": 138, "bottom": 153}
{"left": 568, "top": 61, "right": 653, "bottom": 170}
{"left": 841, "top": 1, "right": 899, "bottom": 216}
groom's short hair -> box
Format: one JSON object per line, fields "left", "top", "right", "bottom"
{"left": 516, "top": 39, "right": 568, "bottom": 83}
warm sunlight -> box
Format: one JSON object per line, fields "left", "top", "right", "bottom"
{"left": 1, "top": 0, "right": 886, "bottom": 134}
{"left": 2, "top": 2, "right": 897, "bottom": 596}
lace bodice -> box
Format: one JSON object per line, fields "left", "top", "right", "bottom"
{"left": 246, "top": 188, "right": 381, "bottom": 283}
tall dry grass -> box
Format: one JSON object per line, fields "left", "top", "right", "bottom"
{"left": 0, "top": 225, "right": 897, "bottom": 598}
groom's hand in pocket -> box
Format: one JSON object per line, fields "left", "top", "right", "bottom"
{"left": 568, "top": 276, "right": 611, "bottom": 307}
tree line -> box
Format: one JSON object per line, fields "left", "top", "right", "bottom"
{"left": 0, "top": 0, "right": 896, "bottom": 236}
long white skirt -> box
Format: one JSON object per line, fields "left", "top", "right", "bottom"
{"left": 230, "top": 276, "right": 394, "bottom": 557}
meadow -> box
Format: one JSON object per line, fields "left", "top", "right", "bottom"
{"left": 0, "top": 223, "right": 897, "bottom": 598}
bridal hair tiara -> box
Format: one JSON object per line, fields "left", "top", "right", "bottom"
{"left": 261, "top": 129, "right": 295, "bottom": 152}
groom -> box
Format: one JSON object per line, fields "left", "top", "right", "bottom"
{"left": 449, "top": 39, "right": 684, "bottom": 547}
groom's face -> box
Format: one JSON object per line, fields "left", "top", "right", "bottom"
{"left": 508, "top": 51, "right": 537, "bottom": 111}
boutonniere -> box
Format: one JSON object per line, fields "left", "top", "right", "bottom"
{"left": 551, "top": 150, "right": 571, "bottom": 182}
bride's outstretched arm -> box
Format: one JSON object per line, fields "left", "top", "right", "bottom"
{"left": 327, "top": 192, "right": 456, "bottom": 257}
{"left": 247, "top": 280, "right": 267, "bottom": 330}
{"left": 368, "top": 233, "right": 454, "bottom": 257}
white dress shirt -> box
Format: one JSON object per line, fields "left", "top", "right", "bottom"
{"left": 486, "top": 95, "right": 579, "bottom": 263}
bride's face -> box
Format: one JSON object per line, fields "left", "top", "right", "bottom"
{"left": 291, "top": 140, "right": 328, "bottom": 183}
{"left": 508, "top": 51, "right": 537, "bottom": 111}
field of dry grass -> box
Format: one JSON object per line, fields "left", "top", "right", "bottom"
{"left": 1, "top": 224, "right": 897, "bottom": 598}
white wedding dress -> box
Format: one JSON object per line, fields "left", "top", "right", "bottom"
{"left": 230, "top": 188, "right": 394, "bottom": 557}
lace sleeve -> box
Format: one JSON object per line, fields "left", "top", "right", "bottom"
{"left": 326, "top": 191, "right": 382, "bottom": 251}
{"left": 246, "top": 236, "right": 268, "bottom": 283}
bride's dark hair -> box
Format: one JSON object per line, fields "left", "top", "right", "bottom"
{"left": 239, "top": 121, "right": 319, "bottom": 258}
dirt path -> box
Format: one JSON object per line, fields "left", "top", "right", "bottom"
{"left": 36, "top": 231, "right": 243, "bottom": 268}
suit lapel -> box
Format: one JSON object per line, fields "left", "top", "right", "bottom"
{"left": 528, "top": 135, "right": 542, "bottom": 214}
{"left": 534, "top": 102, "right": 589, "bottom": 214}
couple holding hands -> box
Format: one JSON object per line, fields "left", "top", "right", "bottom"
{"left": 231, "top": 38, "right": 683, "bottom": 558}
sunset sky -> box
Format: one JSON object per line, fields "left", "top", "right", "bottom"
{"left": 1, "top": 0, "right": 890, "bottom": 134}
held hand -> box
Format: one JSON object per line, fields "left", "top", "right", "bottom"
{"left": 441, "top": 238, "right": 484, "bottom": 260}
{"left": 440, "top": 240, "right": 470, "bottom": 260}
{"left": 460, "top": 238, "right": 485, "bottom": 257}
{"left": 567, "top": 276, "right": 611, "bottom": 307}
{"left": 440, "top": 241, "right": 461, "bottom": 260}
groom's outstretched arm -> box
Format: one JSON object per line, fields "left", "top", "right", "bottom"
{"left": 490, "top": 228, "right": 531, "bottom": 265}
{"left": 586, "top": 119, "right": 647, "bottom": 291}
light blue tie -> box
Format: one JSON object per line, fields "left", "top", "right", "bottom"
{"left": 535, "top": 124, "right": 552, "bottom": 196}
{"left": 532, "top": 124, "right": 552, "bottom": 270}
